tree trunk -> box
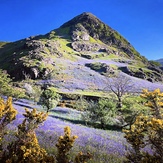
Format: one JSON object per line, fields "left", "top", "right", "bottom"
{"left": 117, "top": 96, "right": 122, "bottom": 108}
{"left": 100, "top": 120, "right": 105, "bottom": 129}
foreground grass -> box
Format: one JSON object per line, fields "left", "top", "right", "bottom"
{"left": 36, "top": 129, "right": 126, "bottom": 163}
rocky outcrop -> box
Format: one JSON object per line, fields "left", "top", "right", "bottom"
{"left": 85, "top": 62, "right": 115, "bottom": 76}
{"left": 71, "top": 41, "right": 104, "bottom": 52}
{"left": 24, "top": 40, "right": 45, "bottom": 50}
{"left": 45, "top": 40, "right": 63, "bottom": 57}
{"left": 118, "top": 66, "right": 131, "bottom": 75}
{"left": 0, "top": 39, "right": 58, "bottom": 80}
{"left": 24, "top": 40, "right": 62, "bottom": 58}
{"left": 119, "top": 66, "right": 163, "bottom": 82}
{"left": 71, "top": 24, "right": 90, "bottom": 41}
{"left": 147, "top": 65, "right": 163, "bottom": 74}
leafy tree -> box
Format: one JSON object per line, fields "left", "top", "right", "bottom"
{"left": 75, "top": 95, "right": 90, "bottom": 111}
{"left": 83, "top": 98, "right": 117, "bottom": 129}
{"left": 0, "top": 69, "right": 13, "bottom": 96}
{"left": 39, "top": 87, "right": 61, "bottom": 113}
{"left": 120, "top": 97, "right": 149, "bottom": 128}
{"left": 107, "top": 74, "right": 134, "bottom": 108}
{"left": 24, "top": 83, "right": 42, "bottom": 103}
{"left": 123, "top": 88, "right": 163, "bottom": 163}
{"left": 0, "top": 69, "right": 25, "bottom": 99}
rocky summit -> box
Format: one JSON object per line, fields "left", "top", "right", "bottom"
{"left": 60, "top": 12, "right": 140, "bottom": 59}
{"left": 0, "top": 12, "right": 163, "bottom": 92}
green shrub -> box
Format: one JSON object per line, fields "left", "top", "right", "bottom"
{"left": 39, "top": 87, "right": 61, "bottom": 113}
{"left": 120, "top": 97, "right": 149, "bottom": 128}
{"left": 82, "top": 98, "right": 117, "bottom": 129}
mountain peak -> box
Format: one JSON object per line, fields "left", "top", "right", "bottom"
{"left": 79, "top": 12, "right": 96, "bottom": 17}
{"left": 60, "top": 12, "right": 102, "bottom": 28}
{"left": 59, "top": 12, "right": 140, "bottom": 59}
{"left": 78, "top": 12, "right": 99, "bottom": 20}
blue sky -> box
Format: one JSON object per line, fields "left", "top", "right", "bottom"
{"left": 0, "top": 0, "right": 163, "bottom": 60}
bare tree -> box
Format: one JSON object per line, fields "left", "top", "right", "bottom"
{"left": 106, "top": 73, "right": 134, "bottom": 108}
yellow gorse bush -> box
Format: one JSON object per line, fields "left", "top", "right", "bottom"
{"left": 124, "top": 89, "right": 163, "bottom": 163}
{"left": 1, "top": 106, "right": 55, "bottom": 163}
{"left": 141, "top": 88, "right": 163, "bottom": 118}
{"left": 0, "top": 97, "right": 92, "bottom": 163}
{"left": 0, "top": 97, "right": 17, "bottom": 157}
{"left": 0, "top": 97, "right": 17, "bottom": 125}
{"left": 56, "top": 126, "right": 78, "bottom": 163}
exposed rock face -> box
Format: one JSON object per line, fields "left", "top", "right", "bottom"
{"left": 72, "top": 32, "right": 90, "bottom": 41}
{"left": 30, "top": 67, "right": 39, "bottom": 79}
{"left": 119, "top": 66, "right": 131, "bottom": 75}
{"left": 71, "top": 24, "right": 90, "bottom": 41}
{"left": 24, "top": 40, "right": 62, "bottom": 58}
{"left": 24, "top": 40, "right": 45, "bottom": 50}
{"left": 71, "top": 41, "right": 104, "bottom": 52}
{"left": 133, "top": 71, "right": 146, "bottom": 79}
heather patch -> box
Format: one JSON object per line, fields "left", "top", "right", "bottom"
{"left": 37, "top": 56, "right": 163, "bottom": 94}
{"left": 3, "top": 99, "right": 127, "bottom": 162}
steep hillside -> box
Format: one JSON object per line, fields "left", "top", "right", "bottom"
{"left": 0, "top": 12, "right": 163, "bottom": 91}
